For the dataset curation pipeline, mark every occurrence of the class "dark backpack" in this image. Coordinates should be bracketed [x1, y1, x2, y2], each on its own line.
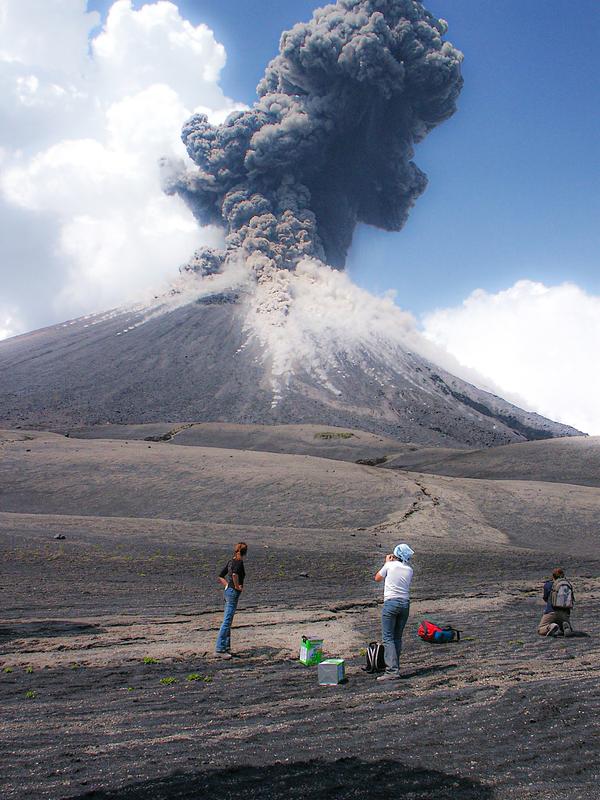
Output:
[362, 641, 386, 673]
[418, 619, 461, 643]
[550, 579, 575, 610]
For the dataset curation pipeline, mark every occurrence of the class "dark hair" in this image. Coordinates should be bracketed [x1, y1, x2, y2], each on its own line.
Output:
[552, 567, 565, 579]
[233, 542, 248, 559]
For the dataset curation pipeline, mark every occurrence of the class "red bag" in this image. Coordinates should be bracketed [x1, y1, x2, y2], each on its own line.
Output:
[418, 619, 461, 643]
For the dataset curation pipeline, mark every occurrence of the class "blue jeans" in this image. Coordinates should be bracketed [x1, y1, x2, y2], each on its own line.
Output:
[381, 598, 410, 674]
[216, 588, 240, 652]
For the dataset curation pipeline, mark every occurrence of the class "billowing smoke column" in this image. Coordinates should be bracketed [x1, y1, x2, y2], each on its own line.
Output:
[164, 0, 463, 280]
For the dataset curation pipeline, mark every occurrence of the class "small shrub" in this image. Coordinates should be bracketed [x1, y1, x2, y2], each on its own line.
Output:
[187, 673, 202, 682]
[25, 666, 34, 674]
[314, 431, 355, 440]
[25, 690, 36, 699]
[159, 677, 177, 686]
[70, 663, 80, 670]
[143, 657, 159, 664]
[203, 676, 213, 684]
[358, 648, 367, 657]
[3, 667, 13, 674]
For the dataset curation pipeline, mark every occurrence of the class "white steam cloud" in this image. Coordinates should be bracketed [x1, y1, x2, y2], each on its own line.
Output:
[0, 307, 21, 340]
[0, 0, 242, 338]
[142, 257, 506, 407]
[422, 280, 600, 435]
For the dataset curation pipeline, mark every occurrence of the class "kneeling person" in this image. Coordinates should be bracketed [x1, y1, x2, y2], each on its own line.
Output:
[537, 568, 574, 637]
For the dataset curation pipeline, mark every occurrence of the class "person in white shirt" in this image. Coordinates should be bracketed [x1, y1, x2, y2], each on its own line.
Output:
[374, 543, 414, 681]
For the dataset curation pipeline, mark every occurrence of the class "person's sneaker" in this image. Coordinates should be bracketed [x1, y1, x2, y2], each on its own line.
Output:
[545, 623, 560, 637]
[376, 672, 400, 681]
[562, 621, 573, 637]
[215, 651, 232, 659]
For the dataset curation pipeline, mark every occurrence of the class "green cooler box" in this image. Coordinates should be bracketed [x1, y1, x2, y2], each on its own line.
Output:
[299, 636, 324, 666]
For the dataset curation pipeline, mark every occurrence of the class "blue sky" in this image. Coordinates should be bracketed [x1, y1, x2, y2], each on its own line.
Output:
[88, 0, 600, 314]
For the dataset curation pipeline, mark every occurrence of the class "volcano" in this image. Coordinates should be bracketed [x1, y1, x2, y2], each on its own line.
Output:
[0, 273, 580, 446]
[0, 0, 582, 447]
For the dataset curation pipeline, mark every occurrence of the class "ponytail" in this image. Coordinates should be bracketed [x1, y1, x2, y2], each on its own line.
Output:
[233, 542, 248, 559]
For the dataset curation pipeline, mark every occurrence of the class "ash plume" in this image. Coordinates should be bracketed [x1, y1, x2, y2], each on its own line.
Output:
[163, 0, 463, 280]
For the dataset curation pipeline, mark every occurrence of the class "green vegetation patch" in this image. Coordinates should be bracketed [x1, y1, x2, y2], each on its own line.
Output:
[142, 656, 159, 664]
[187, 673, 213, 683]
[159, 677, 177, 686]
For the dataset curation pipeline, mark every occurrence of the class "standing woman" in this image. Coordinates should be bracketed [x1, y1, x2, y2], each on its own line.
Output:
[374, 543, 414, 681]
[215, 542, 248, 658]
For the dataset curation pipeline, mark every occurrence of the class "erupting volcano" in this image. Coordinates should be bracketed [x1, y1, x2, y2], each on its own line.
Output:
[0, 0, 581, 444]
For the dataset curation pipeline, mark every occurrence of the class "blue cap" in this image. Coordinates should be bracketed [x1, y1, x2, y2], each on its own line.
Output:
[393, 543, 414, 563]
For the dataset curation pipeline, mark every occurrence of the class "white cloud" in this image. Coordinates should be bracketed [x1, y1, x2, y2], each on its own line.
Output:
[0, 307, 22, 341]
[422, 280, 600, 435]
[0, 0, 240, 332]
[91, 0, 228, 108]
[0, 0, 98, 74]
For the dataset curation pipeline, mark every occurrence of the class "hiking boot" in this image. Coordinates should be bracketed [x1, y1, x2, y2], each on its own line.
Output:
[215, 651, 232, 659]
[376, 672, 400, 681]
[545, 623, 560, 637]
[562, 621, 573, 637]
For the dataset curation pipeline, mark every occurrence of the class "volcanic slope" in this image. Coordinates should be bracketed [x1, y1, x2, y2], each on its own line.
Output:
[382, 435, 600, 488]
[68, 422, 419, 463]
[1, 427, 599, 800]
[0, 299, 580, 446]
[66, 422, 600, 487]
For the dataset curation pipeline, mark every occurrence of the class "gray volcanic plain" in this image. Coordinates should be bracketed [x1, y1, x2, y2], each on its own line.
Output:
[1, 425, 599, 800]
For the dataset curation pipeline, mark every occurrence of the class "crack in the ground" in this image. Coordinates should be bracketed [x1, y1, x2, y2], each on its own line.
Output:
[415, 478, 441, 506]
[367, 471, 443, 536]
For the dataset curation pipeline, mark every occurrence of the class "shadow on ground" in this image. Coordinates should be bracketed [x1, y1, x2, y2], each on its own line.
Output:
[74, 758, 494, 799]
[0, 621, 103, 643]
[401, 662, 459, 680]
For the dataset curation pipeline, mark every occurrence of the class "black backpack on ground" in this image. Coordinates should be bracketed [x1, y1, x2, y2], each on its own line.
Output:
[362, 641, 386, 673]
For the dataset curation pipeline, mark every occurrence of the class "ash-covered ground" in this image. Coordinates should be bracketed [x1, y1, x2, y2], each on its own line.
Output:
[0, 297, 580, 447]
[1, 426, 599, 800]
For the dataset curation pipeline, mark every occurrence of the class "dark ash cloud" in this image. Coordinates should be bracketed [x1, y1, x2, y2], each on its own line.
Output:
[163, 0, 463, 277]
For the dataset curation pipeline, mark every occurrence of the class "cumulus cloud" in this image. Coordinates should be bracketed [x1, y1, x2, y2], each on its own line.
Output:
[422, 280, 600, 435]
[0, 0, 241, 337]
[0, 306, 22, 341]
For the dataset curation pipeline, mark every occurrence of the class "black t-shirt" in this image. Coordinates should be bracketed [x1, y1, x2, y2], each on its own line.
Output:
[219, 558, 245, 589]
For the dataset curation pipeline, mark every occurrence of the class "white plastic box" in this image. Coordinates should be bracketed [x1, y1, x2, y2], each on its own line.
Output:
[318, 658, 345, 685]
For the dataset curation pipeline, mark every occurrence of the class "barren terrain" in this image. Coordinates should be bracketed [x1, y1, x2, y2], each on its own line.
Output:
[1, 426, 599, 799]
[0, 300, 579, 445]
